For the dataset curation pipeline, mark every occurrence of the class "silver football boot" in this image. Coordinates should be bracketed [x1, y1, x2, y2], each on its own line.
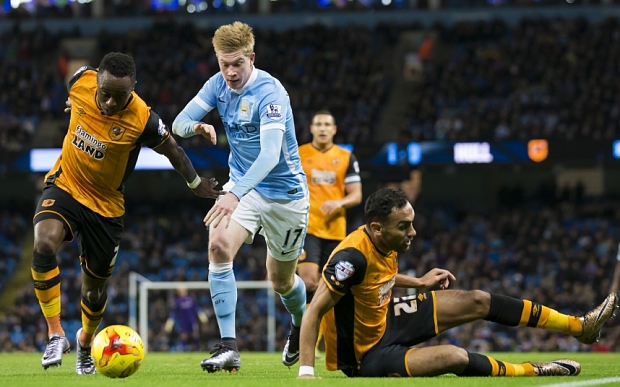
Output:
[200, 343, 241, 373]
[282, 324, 300, 367]
[530, 359, 581, 376]
[75, 328, 96, 375]
[575, 293, 619, 344]
[41, 333, 70, 369]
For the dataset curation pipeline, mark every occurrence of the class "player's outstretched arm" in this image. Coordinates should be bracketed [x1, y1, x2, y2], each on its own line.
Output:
[395, 268, 456, 290]
[154, 135, 224, 199]
[298, 281, 341, 379]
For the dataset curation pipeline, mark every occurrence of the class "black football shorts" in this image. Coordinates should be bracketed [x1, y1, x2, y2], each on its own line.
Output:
[34, 184, 123, 279]
[298, 233, 340, 271]
[359, 291, 438, 377]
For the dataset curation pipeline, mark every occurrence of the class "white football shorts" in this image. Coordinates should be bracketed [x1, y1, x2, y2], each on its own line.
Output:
[222, 182, 309, 262]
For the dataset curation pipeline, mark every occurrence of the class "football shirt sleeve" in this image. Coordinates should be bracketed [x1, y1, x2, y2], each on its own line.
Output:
[139, 111, 171, 148]
[172, 77, 217, 138]
[67, 66, 96, 91]
[344, 153, 361, 185]
[258, 86, 287, 133]
[322, 248, 367, 296]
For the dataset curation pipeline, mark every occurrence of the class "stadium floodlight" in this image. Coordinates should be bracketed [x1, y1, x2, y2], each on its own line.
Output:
[128, 272, 277, 353]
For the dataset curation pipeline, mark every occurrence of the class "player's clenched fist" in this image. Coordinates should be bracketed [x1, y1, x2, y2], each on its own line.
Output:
[193, 123, 217, 145]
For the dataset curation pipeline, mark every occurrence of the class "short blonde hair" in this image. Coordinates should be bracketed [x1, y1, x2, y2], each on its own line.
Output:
[212, 22, 255, 56]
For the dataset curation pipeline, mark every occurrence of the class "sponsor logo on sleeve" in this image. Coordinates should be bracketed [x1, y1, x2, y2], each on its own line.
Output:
[158, 119, 169, 137]
[335, 260, 355, 281]
[265, 104, 282, 120]
[73, 66, 87, 76]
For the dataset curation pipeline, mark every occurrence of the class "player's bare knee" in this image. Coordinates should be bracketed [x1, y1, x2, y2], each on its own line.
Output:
[208, 240, 231, 262]
[33, 236, 61, 256]
[470, 290, 491, 316]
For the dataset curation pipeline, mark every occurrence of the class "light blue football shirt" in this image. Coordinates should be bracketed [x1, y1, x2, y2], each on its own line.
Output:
[176, 67, 307, 201]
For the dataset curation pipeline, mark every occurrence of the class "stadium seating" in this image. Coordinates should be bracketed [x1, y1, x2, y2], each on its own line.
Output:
[402, 17, 620, 142]
[0, 212, 27, 295]
[4, 17, 620, 156]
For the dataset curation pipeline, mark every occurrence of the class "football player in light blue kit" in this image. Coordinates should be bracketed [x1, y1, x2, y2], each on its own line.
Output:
[172, 21, 308, 372]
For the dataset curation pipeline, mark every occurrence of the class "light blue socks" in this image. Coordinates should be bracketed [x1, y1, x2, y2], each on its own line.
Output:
[209, 262, 237, 339]
[279, 274, 306, 327]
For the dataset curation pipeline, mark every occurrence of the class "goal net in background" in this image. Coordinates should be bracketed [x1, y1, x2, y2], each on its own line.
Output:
[128, 272, 280, 353]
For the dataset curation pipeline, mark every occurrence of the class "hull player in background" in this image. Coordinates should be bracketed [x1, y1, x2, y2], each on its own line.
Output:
[33, 52, 222, 375]
[297, 110, 362, 306]
[298, 188, 619, 379]
[172, 22, 308, 372]
[297, 110, 361, 353]
[164, 287, 209, 351]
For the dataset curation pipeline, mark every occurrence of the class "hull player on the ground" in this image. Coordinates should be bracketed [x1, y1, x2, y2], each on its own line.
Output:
[172, 22, 309, 372]
[298, 188, 619, 378]
[33, 52, 222, 374]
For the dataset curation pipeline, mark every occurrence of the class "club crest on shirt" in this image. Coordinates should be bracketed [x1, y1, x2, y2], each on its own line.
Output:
[239, 98, 253, 121]
[265, 103, 282, 120]
[335, 260, 355, 281]
[109, 123, 126, 141]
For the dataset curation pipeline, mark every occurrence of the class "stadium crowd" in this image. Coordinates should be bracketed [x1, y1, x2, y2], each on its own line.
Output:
[92, 19, 394, 149]
[1, 184, 618, 353]
[404, 17, 620, 142]
[0, 25, 69, 171]
[5, 17, 620, 164]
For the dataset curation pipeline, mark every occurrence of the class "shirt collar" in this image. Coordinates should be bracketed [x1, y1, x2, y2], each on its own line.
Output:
[230, 66, 257, 94]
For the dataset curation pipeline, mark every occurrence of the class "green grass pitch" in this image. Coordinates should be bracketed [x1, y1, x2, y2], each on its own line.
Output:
[0, 352, 618, 387]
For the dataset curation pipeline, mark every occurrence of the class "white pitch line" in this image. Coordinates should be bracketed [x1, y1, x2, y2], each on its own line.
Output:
[538, 377, 620, 387]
